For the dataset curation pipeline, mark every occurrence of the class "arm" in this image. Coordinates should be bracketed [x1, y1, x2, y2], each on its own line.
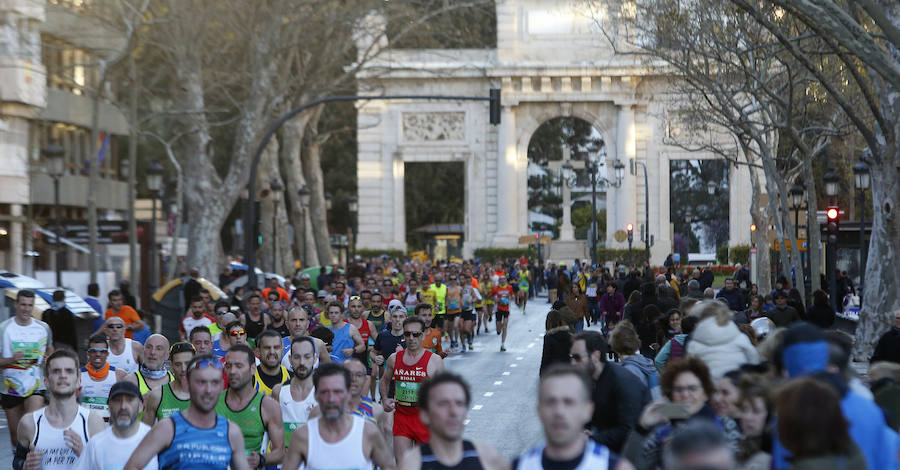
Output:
[124, 419, 174, 470]
[132, 342, 144, 364]
[380, 354, 396, 412]
[654, 340, 672, 373]
[315, 338, 331, 364]
[427, 353, 444, 375]
[142, 387, 163, 425]
[115, 369, 127, 381]
[280, 424, 309, 470]
[228, 421, 250, 470]
[123, 373, 139, 386]
[87, 411, 105, 437]
[260, 395, 285, 465]
[16, 412, 41, 470]
[365, 421, 396, 470]
[350, 325, 365, 355]
[397, 443, 421, 470]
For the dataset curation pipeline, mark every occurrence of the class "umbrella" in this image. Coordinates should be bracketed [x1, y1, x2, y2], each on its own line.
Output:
[34, 288, 99, 319]
[226, 272, 287, 292]
[299, 266, 333, 291]
[0, 271, 46, 289]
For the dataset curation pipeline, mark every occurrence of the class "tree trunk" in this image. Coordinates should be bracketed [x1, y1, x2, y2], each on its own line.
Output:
[853, 156, 900, 359]
[280, 111, 320, 268]
[257, 136, 280, 273]
[301, 106, 334, 265]
[803, 160, 822, 293]
[747, 154, 771, 294]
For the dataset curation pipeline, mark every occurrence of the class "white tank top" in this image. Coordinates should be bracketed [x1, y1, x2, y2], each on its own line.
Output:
[108, 339, 138, 374]
[32, 405, 92, 470]
[280, 385, 317, 446]
[79, 366, 118, 421]
[306, 416, 372, 470]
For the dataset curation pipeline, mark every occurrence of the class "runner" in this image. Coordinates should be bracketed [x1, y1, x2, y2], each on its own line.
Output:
[404, 278, 423, 315]
[254, 330, 291, 395]
[216, 344, 285, 468]
[80, 333, 126, 422]
[343, 357, 382, 425]
[348, 296, 378, 398]
[211, 313, 239, 358]
[281, 307, 331, 373]
[373, 306, 407, 399]
[427, 274, 448, 331]
[189, 325, 214, 356]
[445, 276, 462, 352]
[124, 334, 172, 395]
[271, 336, 319, 452]
[381, 316, 445, 462]
[399, 372, 507, 470]
[458, 274, 481, 352]
[124, 354, 249, 470]
[179, 296, 215, 341]
[1, 290, 52, 448]
[281, 363, 394, 470]
[74, 381, 158, 470]
[367, 292, 388, 332]
[106, 290, 145, 340]
[516, 264, 531, 313]
[143, 342, 195, 424]
[478, 272, 493, 334]
[242, 294, 270, 348]
[327, 301, 365, 364]
[490, 276, 515, 351]
[105, 316, 143, 375]
[513, 364, 634, 470]
[418, 304, 448, 359]
[15, 349, 105, 470]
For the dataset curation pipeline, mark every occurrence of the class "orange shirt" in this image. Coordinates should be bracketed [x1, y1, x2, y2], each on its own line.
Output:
[262, 286, 289, 302]
[106, 305, 141, 339]
[422, 327, 443, 356]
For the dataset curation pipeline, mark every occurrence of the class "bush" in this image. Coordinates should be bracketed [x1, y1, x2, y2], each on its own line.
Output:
[729, 245, 750, 265]
[355, 249, 405, 260]
[473, 248, 532, 262]
[716, 245, 729, 265]
[595, 248, 649, 266]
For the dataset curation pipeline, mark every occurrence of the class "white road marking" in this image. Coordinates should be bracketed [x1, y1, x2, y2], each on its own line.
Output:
[464, 419, 471, 425]
[502, 371, 511, 375]
[527, 342, 535, 348]
[516, 356, 524, 360]
[494, 380, 503, 385]
[483, 392, 494, 397]
[510, 364, 518, 368]
[473, 404, 483, 410]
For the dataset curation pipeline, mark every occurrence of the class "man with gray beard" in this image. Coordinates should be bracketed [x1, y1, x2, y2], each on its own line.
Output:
[75, 381, 158, 469]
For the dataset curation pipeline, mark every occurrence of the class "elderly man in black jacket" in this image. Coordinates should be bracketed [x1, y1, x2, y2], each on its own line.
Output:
[570, 330, 651, 453]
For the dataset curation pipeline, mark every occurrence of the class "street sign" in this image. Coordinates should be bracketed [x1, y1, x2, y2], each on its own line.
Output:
[62, 220, 130, 244]
[614, 229, 627, 242]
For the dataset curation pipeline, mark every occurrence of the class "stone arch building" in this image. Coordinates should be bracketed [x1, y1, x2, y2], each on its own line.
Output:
[355, 0, 753, 263]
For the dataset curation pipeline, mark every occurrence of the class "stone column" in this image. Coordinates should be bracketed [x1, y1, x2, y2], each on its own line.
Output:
[493, 105, 519, 246]
[558, 145, 575, 241]
[729, 161, 752, 245]
[615, 105, 636, 248]
[10, 204, 22, 274]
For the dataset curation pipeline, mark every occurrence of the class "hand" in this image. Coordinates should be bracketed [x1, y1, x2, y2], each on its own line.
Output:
[11, 350, 24, 363]
[374, 355, 385, 366]
[639, 401, 670, 430]
[382, 398, 396, 413]
[439, 351, 448, 358]
[64, 428, 84, 456]
[24, 445, 42, 470]
[341, 348, 354, 358]
[246, 451, 260, 469]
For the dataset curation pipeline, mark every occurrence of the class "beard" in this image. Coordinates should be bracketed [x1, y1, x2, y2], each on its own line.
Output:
[112, 410, 138, 430]
[294, 365, 312, 380]
[322, 403, 343, 421]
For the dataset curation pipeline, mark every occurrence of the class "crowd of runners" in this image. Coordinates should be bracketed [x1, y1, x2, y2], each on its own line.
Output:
[3, 255, 900, 470]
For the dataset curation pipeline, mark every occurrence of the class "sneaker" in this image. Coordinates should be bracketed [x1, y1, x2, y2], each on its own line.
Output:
[461, 344, 467, 353]
[496, 329, 501, 335]
[468, 339, 474, 349]
[500, 344, 506, 352]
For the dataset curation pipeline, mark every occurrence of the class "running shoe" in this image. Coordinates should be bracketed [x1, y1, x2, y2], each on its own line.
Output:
[500, 344, 506, 352]
[468, 339, 473, 349]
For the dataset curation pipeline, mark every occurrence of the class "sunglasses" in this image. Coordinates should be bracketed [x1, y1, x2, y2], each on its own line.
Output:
[107, 324, 124, 329]
[230, 329, 246, 336]
[350, 296, 361, 301]
[403, 331, 424, 338]
[87, 348, 108, 354]
[170, 342, 196, 356]
[215, 310, 228, 315]
[188, 357, 224, 372]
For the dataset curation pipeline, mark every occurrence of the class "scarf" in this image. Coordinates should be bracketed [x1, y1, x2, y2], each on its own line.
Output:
[85, 362, 110, 381]
[139, 362, 169, 380]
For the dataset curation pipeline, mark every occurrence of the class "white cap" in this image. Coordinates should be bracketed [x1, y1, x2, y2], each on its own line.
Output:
[388, 299, 405, 311]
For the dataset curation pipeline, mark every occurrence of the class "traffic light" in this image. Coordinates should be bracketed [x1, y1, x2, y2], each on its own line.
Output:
[253, 200, 262, 247]
[750, 223, 757, 233]
[489, 88, 501, 125]
[626, 223, 634, 243]
[826, 206, 840, 243]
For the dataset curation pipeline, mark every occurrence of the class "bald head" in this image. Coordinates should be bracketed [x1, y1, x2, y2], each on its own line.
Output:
[144, 334, 170, 369]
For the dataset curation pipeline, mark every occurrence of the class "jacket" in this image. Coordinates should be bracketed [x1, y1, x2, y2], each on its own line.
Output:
[621, 354, 659, 390]
[686, 316, 759, 378]
[806, 305, 836, 329]
[589, 362, 651, 454]
[767, 305, 802, 327]
[716, 287, 746, 311]
[540, 328, 573, 375]
[598, 292, 626, 319]
[786, 444, 867, 470]
[566, 294, 589, 323]
[872, 328, 900, 364]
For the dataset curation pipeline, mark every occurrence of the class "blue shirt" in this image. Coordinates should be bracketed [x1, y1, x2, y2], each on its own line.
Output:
[329, 322, 354, 364]
[158, 411, 232, 470]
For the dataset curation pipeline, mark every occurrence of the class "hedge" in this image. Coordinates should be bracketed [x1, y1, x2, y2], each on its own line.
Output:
[595, 248, 649, 266]
[716, 245, 751, 265]
[473, 248, 532, 262]
[355, 249, 405, 259]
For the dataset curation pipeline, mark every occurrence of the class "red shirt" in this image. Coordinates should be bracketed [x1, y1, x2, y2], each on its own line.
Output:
[393, 349, 433, 412]
[491, 285, 515, 312]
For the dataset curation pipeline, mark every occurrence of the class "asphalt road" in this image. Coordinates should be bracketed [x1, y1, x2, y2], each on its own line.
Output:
[0, 294, 560, 466]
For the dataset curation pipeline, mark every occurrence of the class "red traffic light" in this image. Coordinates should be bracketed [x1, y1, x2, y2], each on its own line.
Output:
[626, 223, 634, 232]
[826, 207, 839, 221]
[750, 223, 757, 232]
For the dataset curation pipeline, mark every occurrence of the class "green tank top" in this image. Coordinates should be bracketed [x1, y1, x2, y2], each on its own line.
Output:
[215, 390, 266, 454]
[157, 382, 190, 421]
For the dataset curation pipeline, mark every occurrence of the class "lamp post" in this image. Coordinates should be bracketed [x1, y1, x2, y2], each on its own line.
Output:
[269, 180, 283, 273]
[348, 196, 359, 260]
[44, 142, 65, 287]
[585, 149, 624, 266]
[631, 159, 651, 265]
[823, 167, 840, 309]
[146, 162, 164, 293]
[297, 186, 311, 267]
[852, 160, 870, 300]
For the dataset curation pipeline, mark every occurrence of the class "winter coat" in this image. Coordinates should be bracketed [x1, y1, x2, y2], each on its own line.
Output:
[786, 444, 867, 470]
[621, 354, 659, 390]
[686, 316, 759, 378]
[872, 328, 900, 364]
[598, 292, 626, 319]
[716, 287, 746, 312]
[566, 294, 589, 323]
[540, 327, 573, 375]
[589, 362, 652, 453]
[766, 305, 802, 328]
[806, 304, 836, 329]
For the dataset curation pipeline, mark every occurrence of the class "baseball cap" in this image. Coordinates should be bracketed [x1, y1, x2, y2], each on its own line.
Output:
[388, 299, 405, 312]
[300, 273, 311, 280]
[108, 381, 142, 401]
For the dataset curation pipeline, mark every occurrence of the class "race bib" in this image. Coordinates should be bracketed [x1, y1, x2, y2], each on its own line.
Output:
[396, 380, 421, 405]
[585, 286, 598, 297]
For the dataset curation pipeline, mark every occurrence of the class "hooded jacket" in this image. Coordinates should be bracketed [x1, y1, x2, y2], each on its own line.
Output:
[621, 354, 659, 389]
[685, 316, 759, 378]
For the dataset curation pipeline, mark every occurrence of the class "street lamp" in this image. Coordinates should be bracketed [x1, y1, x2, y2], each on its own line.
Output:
[853, 159, 870, 299]
[44, 142, 65, 288]
[789, 182, 806, 240]
[822, 167, 840, 309]
[269, 179, 283, 273]
[585, 149, 624, 266]
[297, 186, 311, 267]
[348, 196, 358, 260]
[823, 168, 840, 198]
[146, 162, 164, 293]
[631, 159, 652, 265]
[706, 181, 716, 195]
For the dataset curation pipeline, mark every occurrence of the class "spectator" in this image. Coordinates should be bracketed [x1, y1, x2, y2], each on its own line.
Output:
[655, 316, 698, 373]
[43, 289, 77, 351]
[734, 375, 773, 470]
[623, 291, 642, 323]
[699, 265, 715, 290]
[540, 310, 572, 375]
[775, 377, 866, 470]
[685, 300, 759, 378]
[633, 304, 659, 358]
[869, 361, 900, 432]
[806, 290, 836, 329]
[182, 268, 202, 308]
[609, 322, 660, 395]
[565, 283, 589, 332]
[715, 278, 745, 311]
[662, 420, 737, 470]
[766, 291, 801, 327]
[598, 282, 625, 329]
[683, 279, 703, 299]
[85, 282, 103, 314]
[734, 295, 764, 324]
[120, 280, 137, 308]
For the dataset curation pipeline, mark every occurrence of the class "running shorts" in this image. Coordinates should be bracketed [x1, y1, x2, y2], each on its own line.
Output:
[393, 408, 430, 444]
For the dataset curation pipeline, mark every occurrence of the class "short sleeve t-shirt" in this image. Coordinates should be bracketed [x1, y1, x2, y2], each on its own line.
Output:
[180, 314, 216, 338]
[0, 317, 51, 397]
[106, 305, 141, 339]
[73, 423, 158, 470]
